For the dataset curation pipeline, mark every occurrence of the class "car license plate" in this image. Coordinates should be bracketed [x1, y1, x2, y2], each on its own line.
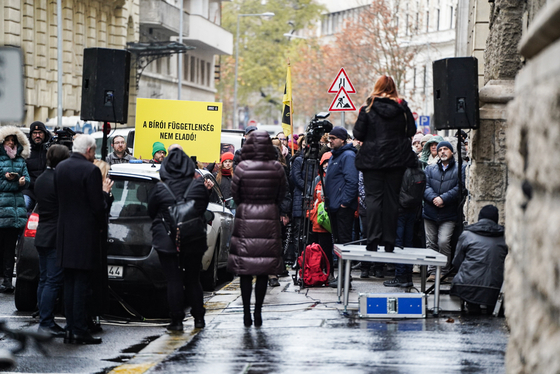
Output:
[108, 265, 124, 278]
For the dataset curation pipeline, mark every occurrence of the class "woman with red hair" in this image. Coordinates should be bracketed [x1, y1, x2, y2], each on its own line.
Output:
[352, 75, 417, 255]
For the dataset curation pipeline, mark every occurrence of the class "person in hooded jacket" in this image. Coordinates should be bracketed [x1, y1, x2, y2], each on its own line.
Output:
[227, 131, 286, 327]
[450, 205, 508, 314]
[353, 75, 417, 253]
[419, 135, 444, 169]
[0, 126, 31, 293]
[148, 148, 213, 332]
[23, 121, 52, 212]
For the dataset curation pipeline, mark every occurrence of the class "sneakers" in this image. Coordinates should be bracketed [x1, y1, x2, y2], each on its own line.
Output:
[360, 270, 369, 279]
[383, 277, 413, 288]
[426, 274, 436, 282]
[413, 265, 421, 274]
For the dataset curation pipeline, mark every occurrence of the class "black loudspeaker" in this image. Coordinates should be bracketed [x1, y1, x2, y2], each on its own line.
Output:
[432, 57, 479, 130]
[81, 48, 131, 124]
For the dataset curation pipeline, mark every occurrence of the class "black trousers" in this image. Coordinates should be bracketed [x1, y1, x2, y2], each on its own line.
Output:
[0, 227, 19, 279]
[158, 249, 205, 320]
[362, 168, 405, 248]
[64, 269, 92, 334]
[328, 207, 354, 244]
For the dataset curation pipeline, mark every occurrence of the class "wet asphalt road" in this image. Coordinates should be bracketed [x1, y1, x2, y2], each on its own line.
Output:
[1, 271, 509, 374]
[151, 311, 508, 374]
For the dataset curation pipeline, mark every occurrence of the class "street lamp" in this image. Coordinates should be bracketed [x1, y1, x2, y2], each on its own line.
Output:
[233, 12, 275, 129]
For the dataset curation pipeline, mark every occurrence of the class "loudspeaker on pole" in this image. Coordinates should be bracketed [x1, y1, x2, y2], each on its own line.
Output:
[432, 57, 479, 130]
[80, 48, 131, 124]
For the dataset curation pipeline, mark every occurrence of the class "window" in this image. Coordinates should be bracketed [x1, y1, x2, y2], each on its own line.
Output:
[413, 67, 417, 90]
[190, 56, 196, 82]
[437, 9, 440, 31]
[450, 6, 454, 28]
[426, 11, 430, 32]
[201, 60, 205, 86]
[423, 66, 427, 94]
[207, 62, 211, 87]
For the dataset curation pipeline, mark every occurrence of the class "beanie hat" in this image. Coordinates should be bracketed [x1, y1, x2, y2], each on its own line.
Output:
[245, 126, 258, 135]
[152, 142, 167, 157]
[220, 152, 234, 163]
[412, 133, 424, 144]
[320, 152, 332, 165]
[421, 134, 433, 143]
[478, 205, 499, 223]
[330, 126, 348, 140]
[436, 140, 454, 153]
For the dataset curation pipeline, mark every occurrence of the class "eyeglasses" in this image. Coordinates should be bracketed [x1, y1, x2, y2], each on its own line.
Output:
[113, 141, 125, 145]
[32, 131, 43, 136]
[328, 136, 337, 141]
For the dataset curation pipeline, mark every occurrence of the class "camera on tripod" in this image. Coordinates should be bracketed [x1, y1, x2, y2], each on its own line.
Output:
[44, 127, 75, 151]
[305, 112, 333, 159]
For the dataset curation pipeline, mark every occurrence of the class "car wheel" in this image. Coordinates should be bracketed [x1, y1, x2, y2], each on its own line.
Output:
[201, 242, 219, 291]
[14, 279, 38, 312]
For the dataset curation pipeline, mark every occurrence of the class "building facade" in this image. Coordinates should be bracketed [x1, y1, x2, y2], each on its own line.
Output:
[0, 0, 140, 127]
[0, 0, 232, 129]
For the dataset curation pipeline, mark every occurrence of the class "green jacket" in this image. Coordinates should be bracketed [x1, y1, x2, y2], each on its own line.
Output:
[0, 126, 31, 229]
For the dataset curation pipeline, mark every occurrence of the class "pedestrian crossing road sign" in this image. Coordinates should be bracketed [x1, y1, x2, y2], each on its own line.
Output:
[328, 68, 356, 94]
[329, 87, 356, 112]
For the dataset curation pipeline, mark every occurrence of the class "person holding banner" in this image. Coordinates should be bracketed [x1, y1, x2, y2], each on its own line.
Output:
[352, 75, 417, 253]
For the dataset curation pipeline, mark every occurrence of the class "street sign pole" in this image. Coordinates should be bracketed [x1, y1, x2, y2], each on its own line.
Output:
[341, 112, 345, 129]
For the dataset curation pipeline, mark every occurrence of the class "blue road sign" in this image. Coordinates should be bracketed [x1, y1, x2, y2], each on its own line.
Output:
[419, 115, 430, 128]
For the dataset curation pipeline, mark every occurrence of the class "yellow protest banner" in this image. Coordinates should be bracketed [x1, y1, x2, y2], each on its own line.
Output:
[134, 99, 222, 163]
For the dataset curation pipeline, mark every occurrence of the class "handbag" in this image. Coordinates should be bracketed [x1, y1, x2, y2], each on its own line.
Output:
[161, 181, 210, 252]
[316, 202, 331, 233]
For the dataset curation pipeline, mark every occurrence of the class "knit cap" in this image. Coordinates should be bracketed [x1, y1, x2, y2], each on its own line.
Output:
[152, 142, 167, 157]
[221, 152, 234, 162]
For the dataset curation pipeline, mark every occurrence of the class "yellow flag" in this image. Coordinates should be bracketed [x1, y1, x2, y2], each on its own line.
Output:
[281, 64, 292, 136]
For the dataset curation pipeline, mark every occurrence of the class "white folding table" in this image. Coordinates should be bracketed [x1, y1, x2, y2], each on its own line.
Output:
[333, 244, 448, 316]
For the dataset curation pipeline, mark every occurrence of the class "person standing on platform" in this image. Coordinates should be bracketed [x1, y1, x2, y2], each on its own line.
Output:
[323, 126, 358, 287]
[423, 141, 463, 282]
[352, 75, 417, 254]
[384, 161, 426, 287]
[55, 135, 113, 344]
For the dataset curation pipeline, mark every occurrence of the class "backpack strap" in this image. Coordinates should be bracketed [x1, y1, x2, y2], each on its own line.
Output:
[161, 180, 196, 202]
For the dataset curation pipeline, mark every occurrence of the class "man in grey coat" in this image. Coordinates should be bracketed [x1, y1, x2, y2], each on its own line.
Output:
[450, 205, 508, 314]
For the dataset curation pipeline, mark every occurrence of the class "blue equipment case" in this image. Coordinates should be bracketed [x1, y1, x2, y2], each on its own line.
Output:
[358, 293, 426, 318]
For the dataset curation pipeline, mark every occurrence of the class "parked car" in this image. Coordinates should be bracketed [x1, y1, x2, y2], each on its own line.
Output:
[15, 163, 234, 317]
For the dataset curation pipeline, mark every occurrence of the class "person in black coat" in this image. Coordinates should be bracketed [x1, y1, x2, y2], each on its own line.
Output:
[148, 148, 213, 332]
[34, 145, 70, 337]
[23, 121, 52, 212]
[353, 75, 417, 253]
[55, 135, 113, 345]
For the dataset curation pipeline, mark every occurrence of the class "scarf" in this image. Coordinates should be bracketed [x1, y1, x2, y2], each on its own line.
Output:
[221, 168, 232, 177]
[4, 144, 16, 159]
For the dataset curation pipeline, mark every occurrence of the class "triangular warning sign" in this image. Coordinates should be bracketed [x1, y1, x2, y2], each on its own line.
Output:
[328, 68, 356, 94]
[329, 87, 356, 112]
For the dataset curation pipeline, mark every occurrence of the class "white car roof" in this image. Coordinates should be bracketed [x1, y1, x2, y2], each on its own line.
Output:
[109, 163, 161, 180]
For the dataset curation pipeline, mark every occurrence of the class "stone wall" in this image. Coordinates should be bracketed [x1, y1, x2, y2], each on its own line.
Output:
[505, 2, 560, 372]
[0, 0, 139, 126]
[465, 0, 523, 224]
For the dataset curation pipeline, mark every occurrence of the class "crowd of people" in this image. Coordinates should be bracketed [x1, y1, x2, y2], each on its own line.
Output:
[0, 75, 508, 344]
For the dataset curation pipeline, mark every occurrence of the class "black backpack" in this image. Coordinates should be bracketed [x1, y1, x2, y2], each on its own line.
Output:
[161, 181, 213, 252]
[399, 166, 426, 209]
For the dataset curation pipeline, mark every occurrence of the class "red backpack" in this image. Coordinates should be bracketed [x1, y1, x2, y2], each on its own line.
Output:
[298, 243, 330, 286]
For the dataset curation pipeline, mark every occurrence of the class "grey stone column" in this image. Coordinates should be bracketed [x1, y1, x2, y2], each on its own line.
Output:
[465, 80, 513, 224]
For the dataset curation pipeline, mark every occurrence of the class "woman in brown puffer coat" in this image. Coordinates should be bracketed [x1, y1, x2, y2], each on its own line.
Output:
[227, 131, 286, 327]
